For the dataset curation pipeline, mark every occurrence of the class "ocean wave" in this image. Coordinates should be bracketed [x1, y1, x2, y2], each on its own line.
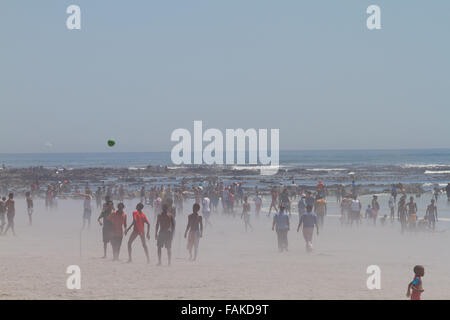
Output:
[402, 164, 449, 169]
[306, 168, 347, 172]
[424, 170, 450, 175]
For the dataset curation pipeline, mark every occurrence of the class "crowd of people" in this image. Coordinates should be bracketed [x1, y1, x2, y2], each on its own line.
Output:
[1, 180, 450, 267]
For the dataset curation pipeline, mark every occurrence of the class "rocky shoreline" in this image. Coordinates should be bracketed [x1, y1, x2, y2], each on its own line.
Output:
[0, 165, 431, 197]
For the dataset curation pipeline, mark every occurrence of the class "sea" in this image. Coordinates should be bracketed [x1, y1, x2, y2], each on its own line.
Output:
[1, 149, 450, 189]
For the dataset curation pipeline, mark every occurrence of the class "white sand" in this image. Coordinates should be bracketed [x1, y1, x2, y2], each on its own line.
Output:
[1, 193, 450, 299]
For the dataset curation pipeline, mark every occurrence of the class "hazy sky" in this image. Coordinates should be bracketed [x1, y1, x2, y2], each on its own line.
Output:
[1, 0, 449, 153]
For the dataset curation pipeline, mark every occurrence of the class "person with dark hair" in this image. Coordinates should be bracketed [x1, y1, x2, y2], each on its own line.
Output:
[407, 196, 418, 230]
[184, 203, 203, 261]
[241, 196, 253, 232]
[126, 203, 150, 263]
[0, 197, 6, 233]
[26, 191, 33, 226]
[155, 203, 175, 266]
[398, 195, 408, 233]
[98, 200, 114, 258]
[272, 204, 289, 252]
[406, 265, 425, 300]
[297, 204, 319, 252]
[446, 183, 450, 201]
[426, 199, 438, 231]
[3, 193, 16, 236]
[107, 202, 127, 261]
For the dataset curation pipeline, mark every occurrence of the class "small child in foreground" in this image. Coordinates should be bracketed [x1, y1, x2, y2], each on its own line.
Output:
[406, 265, 425, 300]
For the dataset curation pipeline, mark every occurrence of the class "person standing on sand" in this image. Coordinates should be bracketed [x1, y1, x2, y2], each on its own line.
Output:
[298, 194, 306, 217]
[155, 203, 175, 266]
[371, 195, 380, 226]
[391, 184, 398, 202]
[3, 193, 16, 236]
[425, 199, 438, 231]
[272, 204, 289, 252]
[80, 192, 93, 229]
[98, 200, 114, 258]
[446, 183, 450, 201]
[297, 204, 319, 252]
[314, 196, 327, 227]
[388, 195, 395, 222]
[0, 197, 6, 233]
[107, 202, 127, 261]
[184, 203, 203, 261]
[407, 196, 418, 231]
[254, 193, 262, 218]
[202, 195, 212, 228]
[350, 196, 361, 226]
[95, 187, 103, 210]
[398, 195, 408, 233]
[140, 186, 146, 203]
[126, 203, 150, 263]
[25, 191, 33, 226]
[268, 187, 278, 216]
[241, 196, 253, 232]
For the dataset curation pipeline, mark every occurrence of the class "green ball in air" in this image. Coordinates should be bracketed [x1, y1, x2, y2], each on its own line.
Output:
[107, 139, 116, 147]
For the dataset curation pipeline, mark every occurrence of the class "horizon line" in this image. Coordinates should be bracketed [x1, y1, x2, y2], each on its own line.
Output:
[1, 147, 450, 156]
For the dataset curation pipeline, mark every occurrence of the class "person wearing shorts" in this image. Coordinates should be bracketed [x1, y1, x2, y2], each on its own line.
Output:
[155, 203, 175, 266]
[126, 203, 150, 263]
[272, 205, 290, 252]
[0, 197, 6, 233]
[350, 197, 361, 226]
[108, 202, 127, 261]
[184, 203, 203, 261]
[26, 192, 33, 226]
[3, 193, 16, 236]
[98, 200, 114, 258]
[82, 193, 92, 229]
[297, 204, 319, 252]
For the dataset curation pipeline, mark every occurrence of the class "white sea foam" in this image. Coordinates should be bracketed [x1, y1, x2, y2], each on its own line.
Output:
[402, 164, 449, 169]
[307, 168, 347, 172]
[424, 170, 450, 175]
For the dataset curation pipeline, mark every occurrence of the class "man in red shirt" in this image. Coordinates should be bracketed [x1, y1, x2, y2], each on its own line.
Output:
[107, 202, 127, 261]
[126, 203, 150, 263]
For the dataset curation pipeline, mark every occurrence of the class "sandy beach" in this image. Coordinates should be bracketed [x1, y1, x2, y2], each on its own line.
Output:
[1, 193, 449, 300]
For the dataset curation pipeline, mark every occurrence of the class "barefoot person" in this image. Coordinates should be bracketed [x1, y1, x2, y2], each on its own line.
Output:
[297, 204, 319, 252]
[426, 199, 438, 231]
[25, 191, 33, 226]
[202, 195, 212, 228]
[3, 193, 16, 236]
[241, 196, 253, 232]
[126, 203, 150, 263]
[0, 197, 6, 233]
[254, 193, 262, 218]
[107, 202, 127, 261]
[406, 265, 425, 300]
[407, 196, 418, 231]
[272, 204, 289, 252]
[81, 192, 93, 229]
[184, 203, 203, 261]
[268, 187, 278, 216]
[98, 200, 114, 258]
[155, 203, 175, 266]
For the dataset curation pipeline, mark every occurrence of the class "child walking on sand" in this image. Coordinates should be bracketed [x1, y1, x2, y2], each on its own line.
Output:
[406, 265, 425, 300]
